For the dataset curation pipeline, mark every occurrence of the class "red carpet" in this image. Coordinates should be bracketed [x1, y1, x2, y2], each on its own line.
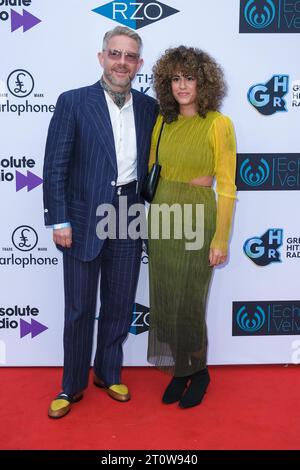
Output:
[0, 365, 299, 450]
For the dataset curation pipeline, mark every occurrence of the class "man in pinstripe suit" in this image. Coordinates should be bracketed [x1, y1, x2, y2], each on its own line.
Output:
[43, 26, 158, 419]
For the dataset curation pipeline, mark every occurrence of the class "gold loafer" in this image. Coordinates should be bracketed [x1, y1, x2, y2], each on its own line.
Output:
[48, 391, 83, 419]
[94, 376, 130, 402]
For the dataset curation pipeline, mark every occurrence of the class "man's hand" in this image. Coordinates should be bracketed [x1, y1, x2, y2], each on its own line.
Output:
[53, 227, 72, 248]
[209, 247, 227, 267]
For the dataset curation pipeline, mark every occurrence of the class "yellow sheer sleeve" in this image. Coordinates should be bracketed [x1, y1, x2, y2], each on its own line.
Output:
[210, 115, 237, 253]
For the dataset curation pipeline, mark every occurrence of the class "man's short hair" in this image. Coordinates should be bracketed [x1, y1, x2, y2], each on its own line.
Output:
[102, 26, 143, 52]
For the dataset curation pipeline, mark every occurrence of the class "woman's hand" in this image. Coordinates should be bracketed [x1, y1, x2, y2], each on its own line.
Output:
[209, 247, 227, 267]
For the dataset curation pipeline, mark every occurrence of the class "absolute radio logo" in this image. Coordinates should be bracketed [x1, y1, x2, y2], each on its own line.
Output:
[0, 69, 55, 116]
[0, 304, 48, 338]
[0, 0, 41, 33]
[0, 155, 43, 191]
[92, 0, 179, 30]
[0, 225, 59, 268]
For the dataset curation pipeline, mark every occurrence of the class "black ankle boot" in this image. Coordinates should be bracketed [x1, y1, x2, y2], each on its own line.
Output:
[179, 368, 210, 409]
[162, 376, 189, 404]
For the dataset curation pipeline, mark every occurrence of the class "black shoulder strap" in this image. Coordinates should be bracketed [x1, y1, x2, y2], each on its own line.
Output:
[156, 121, 165, 163]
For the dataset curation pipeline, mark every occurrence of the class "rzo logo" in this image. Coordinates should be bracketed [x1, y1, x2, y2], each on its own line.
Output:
[243, 229, 283, 266]
[129, 303, 149, 335]
[92, 1, 179, 30]
[248, 75, 289, 115]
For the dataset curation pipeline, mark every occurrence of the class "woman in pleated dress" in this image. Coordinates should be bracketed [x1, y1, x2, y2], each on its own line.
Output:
[147, 46, 237, 408]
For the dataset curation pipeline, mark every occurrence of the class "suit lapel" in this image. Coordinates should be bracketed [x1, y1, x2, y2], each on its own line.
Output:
[84, 82, 117, 173]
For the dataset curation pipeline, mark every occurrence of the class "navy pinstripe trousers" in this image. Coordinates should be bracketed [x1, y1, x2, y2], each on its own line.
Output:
[62, 185, 142, 395]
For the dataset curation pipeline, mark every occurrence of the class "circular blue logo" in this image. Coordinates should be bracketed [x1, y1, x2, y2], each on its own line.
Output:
[237, 305, 266, 332]
[244, 0, 276, 29]
[240, 157, 270, 186]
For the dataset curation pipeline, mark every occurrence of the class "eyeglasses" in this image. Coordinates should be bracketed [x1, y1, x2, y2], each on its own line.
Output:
[104, 49, 140, 64]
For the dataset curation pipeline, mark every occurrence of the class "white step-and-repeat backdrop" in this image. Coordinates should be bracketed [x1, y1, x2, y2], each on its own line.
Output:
[0, 0, 300, 366]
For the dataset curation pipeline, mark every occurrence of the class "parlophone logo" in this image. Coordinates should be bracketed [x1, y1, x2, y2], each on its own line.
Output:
[248, 75, 289, 115]
[7, 69, 34, 98]
[0, 0, 41, 33]
[240, 156, 270, 187]
[12, 225, 38, 251]
[129, 303, 149, 335]
[236, 304, 266, 332]
[243, 229, 283, 266]
[0, 69, 55, 116]
[0, 226, 59, 269]
[240, 0, 300, 33]
[233, 301, 300, 336]
[244, 0, 276, 29]
[92, 1, 179, 30]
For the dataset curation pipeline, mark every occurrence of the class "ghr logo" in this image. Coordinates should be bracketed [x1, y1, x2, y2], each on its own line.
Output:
[243, 229, 283, 266]
[248, 75, 289, 115]
[92, 1, 179, 30]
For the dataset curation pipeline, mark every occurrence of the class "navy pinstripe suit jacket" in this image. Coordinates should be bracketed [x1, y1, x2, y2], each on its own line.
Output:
[43, 81, 158, 261]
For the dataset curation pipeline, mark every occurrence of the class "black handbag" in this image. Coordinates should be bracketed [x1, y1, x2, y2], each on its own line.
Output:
[141, 121, 165, 203]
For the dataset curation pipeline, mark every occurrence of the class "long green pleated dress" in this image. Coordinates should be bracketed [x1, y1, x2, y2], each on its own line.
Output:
[147, 111, 237, 377]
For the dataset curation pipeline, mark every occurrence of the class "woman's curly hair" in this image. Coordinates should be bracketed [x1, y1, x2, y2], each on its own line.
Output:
[153, 46, 227, 123]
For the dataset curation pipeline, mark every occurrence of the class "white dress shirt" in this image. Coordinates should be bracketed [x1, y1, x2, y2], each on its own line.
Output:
[104, 90, 137, 185]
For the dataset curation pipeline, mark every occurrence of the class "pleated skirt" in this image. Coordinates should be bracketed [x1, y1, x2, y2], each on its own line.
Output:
[147, 178, 216, 377]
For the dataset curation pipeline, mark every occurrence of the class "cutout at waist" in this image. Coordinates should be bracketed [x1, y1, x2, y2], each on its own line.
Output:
[189, 176, 213, 187]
